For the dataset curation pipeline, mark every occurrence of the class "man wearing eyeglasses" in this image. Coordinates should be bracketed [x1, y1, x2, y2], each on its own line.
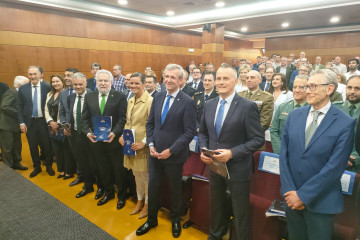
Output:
[289, 64, 311, 90]
[280, 69, 355, 240]
[270, 75, 308, 154]
[187, 67, 204, 92]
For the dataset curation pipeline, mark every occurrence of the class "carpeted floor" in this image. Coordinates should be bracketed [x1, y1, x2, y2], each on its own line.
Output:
[0, 164, 116, 240]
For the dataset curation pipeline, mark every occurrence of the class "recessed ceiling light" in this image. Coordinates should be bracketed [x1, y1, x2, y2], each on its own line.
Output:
[330, 16, 340, 23]
[241, 27, 248, 32]
[282, 22, 289, 27]
[215, 2, 225, 7]
[118, 0, 128, 5]
[167, 11, 175, 16]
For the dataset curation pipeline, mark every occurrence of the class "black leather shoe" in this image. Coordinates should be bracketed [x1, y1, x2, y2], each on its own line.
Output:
[116, 199, 126, 210]
[13, 164, 28, 170]
[94, 188, 104, 200]
[46, 167, 55, 176]
[57, 173, 65, 179]
[172, 221, 181, 238]
[29, 168, 42, 178]
[76, 188, 94, 198]
[97, 194, 115, 206]
[136, 221, 158, 236]
[69, 177, 83, 187]
[63, 174, 74, 180]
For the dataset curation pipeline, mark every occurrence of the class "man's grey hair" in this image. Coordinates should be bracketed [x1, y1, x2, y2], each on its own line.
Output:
[265, 66, 275, 72]
[301, 64, 312, 73]
[165, 64, 184, 79]
[13, 76, 29, 88]
[95, 69, 114, 82]
[218, 63, 237, 80]
[310, 69, 338, 90]
[114, 64, 122, 70]
[72, 72, 87, 82]
[294, 75, 309, 81]
[28, 65, 40, 73]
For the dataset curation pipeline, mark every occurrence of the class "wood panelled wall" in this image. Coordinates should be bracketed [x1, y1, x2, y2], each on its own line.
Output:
[265, 32, 360, 65]
[0, 2, 259, 87]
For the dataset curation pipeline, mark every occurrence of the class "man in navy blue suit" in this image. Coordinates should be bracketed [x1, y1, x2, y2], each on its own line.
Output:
[280, 69, 355, 240]
[198, 63, 264, 240]
[18, 66, 55, 178]
[136, 64, 197, 238]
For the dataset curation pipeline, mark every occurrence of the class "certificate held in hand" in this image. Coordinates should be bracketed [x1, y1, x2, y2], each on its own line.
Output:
[93, 116, 112, 141]
[123, 129, 136, 156]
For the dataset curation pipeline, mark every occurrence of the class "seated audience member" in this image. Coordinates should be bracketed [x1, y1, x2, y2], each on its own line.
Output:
[334, 75, 360, 173]
[145, 75, 158, 97]
[280, 69, 355, 240]
[0, 81, 27, 170]
[289, 64, 311, 90]
[235, 64, 250, 92]
[253, 56, 262, 69]
[187, 67, 204, 91]
[238, 70, 274, 133]
[333, 56, 347, 74]
[82, 69, 128, 209]
[246, 60, 253, 69]
[276, 57, 293, 85]
[270, 75, 308, 154]
[144, 66, 152, 75]
[257, 64, 266, 82]
[13, 76, 29, 91]
[193, 71, 218, 126]
[265, 60, 273, 69]
[269, 73, 293, 120]
[179, 71, 196, 97]
[345, 58, 360, 80]
[260, 67, 275, 92]
[272, 54, 281, 68]
[313, 56, 325, 70]
[187, 64, 196, 83]
[204, 63, 215, 72]
[199, 63, 264, 240]
[325, 62, 333, 69]
[119, 72, 152, 219]
[112, 65, 126, 92]
[45, 75, 71, 179]
[18, 66, 54, 178]
[87, 62, 101, 91]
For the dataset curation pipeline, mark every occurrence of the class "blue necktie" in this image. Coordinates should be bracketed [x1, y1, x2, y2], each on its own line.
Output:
[32, 86, 38, 117]
[215, 99, 226, 137]
[161, 95, 172, 124]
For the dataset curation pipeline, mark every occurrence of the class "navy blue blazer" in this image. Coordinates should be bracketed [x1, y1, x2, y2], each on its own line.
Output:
[60, 88, 91, 123]
[280, 105, 355, 214]
[17, 82, 50, 128]
[86, 77, 96, 91]
[187, 81, 204, 92]
[146, 90, 197, 164]
[198, 94, 265, 181]
[66, 90, 91, 131]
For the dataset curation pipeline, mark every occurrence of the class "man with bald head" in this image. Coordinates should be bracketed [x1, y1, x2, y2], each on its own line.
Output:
[238, 70, 274, 133]
[333, 56, 347, 74]
[199, 63, 264, 240]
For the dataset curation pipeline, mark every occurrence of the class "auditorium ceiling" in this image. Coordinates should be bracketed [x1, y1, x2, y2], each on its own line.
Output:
[8, 0, 360, 39]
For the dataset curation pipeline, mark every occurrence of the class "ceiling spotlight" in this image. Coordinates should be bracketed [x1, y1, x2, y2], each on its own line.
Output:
[118, 0, 128, 5]
[330, 16, 340, 23]
[240, 27, 248, 32]
[167, 11, 175, 16]
[282, 22, 289, 27]
[215, 2, 225, 7]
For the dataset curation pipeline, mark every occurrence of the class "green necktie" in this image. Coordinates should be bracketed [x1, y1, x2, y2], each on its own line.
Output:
[76, 95, 82, 134]
[349, 104, 356, 117]
[100, 94, 106, 115]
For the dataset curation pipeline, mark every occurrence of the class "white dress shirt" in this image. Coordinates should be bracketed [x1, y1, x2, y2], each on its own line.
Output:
[336, 83, 346, 101]
[344, 70, 360, 80]
[31, 82, 43, 117]
[73, 91, 86, 130]
[214, 91, 236, 126]
[306, 101, 331, 129]
[162, 88, 180, 113]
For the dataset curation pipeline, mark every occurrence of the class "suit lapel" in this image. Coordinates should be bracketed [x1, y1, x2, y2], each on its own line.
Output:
[103, 89, 115, 115]
[298, 106, 310, 152]
[218, 95, 239, 138]
[93, 90, 101, 116]
[157, 91, 167, 122]
[208, 96, 219, 138]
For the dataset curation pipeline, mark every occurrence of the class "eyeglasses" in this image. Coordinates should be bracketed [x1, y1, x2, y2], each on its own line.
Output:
[192, 71, 201, 74]
[303, 84, 329, 91]
[299, 69, 309, 73]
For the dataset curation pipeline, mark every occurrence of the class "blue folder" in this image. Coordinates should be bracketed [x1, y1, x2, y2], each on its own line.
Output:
[93, 116, 112, 141]
[123, 129, 136, 156]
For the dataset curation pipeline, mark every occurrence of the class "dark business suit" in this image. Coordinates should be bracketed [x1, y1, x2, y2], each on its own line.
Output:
[280, 105, 355, 240]
[68, 91, 103, 190]
[86, 77, 96, 91]
[181, 84, 196, 97]
[150, 90, 158, 97]
[193, 90, 218, 126]
[146, 90, 197, 223]
[276, 65, 294, 85]
[259, 81, 271, 92]
[17, 82, 52, 169]
[82, 89, 127, 199]
[198, 94, 264, 240]
[187, 81, 204, 92]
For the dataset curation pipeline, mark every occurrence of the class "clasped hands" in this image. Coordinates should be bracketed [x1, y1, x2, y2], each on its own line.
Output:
[88, 132, 115, 143]
[200, 149, 232, 164]
[149, 146, 171, 159]
[284, 191, 305, 210]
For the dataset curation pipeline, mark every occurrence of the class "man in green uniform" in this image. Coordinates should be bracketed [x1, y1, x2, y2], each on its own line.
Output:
[271, 75, 308, 154]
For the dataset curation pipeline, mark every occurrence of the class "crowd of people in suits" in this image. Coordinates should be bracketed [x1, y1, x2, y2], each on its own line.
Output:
[0, 51, 360, 240]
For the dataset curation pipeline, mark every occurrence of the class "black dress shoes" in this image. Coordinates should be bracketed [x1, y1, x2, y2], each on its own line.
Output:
[136, 221, 158, 236]
[76, 188, 94, 198]
[57, 173, 65, 179]
[63, 174, 74, 180]
[94, 188, 104, 200]
[46, 167, 55, 176]
[69, 177, 83, 187]
[116, 199, 126, 210]
[97, 194, 115, 206]
[29, 168, 42, 178]
[172, 221, 181, 238]
[13, 164, 28, 170]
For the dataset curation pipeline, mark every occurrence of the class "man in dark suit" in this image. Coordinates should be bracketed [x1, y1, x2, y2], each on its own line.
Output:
[123, 73, 134, 101]
[145, 75, 158, 97]
[136, 64, 197, 238]
[86, 62, 101, 91]
[179, 73, 196, 97]
[193, 71, 218, 126]
[276, 57, 293, 85]
[82, 69, 128, 209]
[198, 64, 264, 240]
[280, 69, 355, 240]
[18, 66, 54, 178]
[259, 66, 274, 92]
[187, 67, 204, 92]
